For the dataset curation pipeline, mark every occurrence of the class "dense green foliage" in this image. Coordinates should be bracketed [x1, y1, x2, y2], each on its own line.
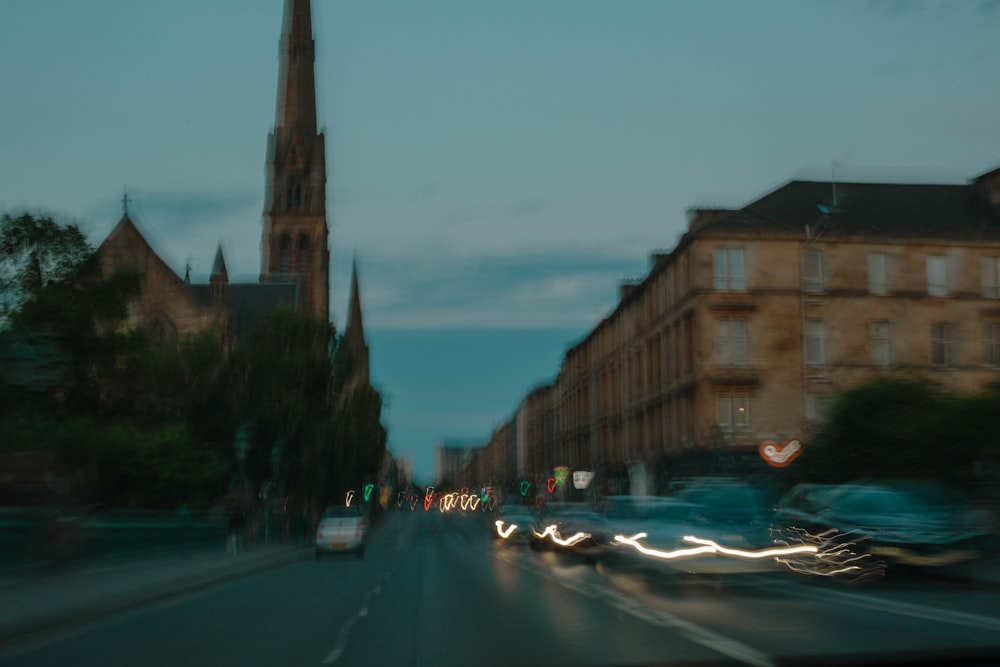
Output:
[800, 375, 1000, 483]
[0, 212, 92, 323]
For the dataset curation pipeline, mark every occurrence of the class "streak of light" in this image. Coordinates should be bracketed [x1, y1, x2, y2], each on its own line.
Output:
[612, 533, 718, 560]
[682, 535, 818, 559]
[495, 520, 518, 539]
[423, 487, 435, 512]
[771, 527, 886, 582]
[438, 492, 458, 512]
[531, 524, 591, 547]
[345, 490, 355, 507]
[611, 533, 817, 561]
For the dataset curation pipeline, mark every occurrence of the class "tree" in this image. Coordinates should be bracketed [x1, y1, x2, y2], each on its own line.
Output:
[1, 212, 91, 326]
[222, 308, 389, 518]
[224, 309, 339, 511]
[801, 375, 1000, 483]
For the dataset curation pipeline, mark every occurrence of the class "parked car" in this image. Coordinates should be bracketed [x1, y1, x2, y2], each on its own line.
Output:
[315, 506, 368, 559]
[773, 480, 993, 571]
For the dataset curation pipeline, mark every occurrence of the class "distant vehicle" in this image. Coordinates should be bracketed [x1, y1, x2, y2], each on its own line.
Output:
[773, 481, 993, 570]
[315, 506, 368, 559]
[529, 502, 609, 557]
[493, 504, 536, 544]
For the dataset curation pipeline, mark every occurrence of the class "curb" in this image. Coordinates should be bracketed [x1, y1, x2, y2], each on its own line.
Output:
[0, 544, 312, 652]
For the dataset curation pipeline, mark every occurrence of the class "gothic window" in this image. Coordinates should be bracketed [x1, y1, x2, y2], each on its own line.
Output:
[297, 235, 310, 274]
[278, 234, 292, 277]
[297, 235, 310, 308]
[145, 313, 177, 346]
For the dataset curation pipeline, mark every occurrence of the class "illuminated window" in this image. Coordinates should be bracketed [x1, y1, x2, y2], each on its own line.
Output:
[930, 323, 952, 366]
[804, 319, 825, 365]
[983, 323, 1000, 366]
[803, 250, 824, 293]
[713, 248, 745, 291]
[870, 321, 891, 366]
[927, 256, 948, 297]
[981, 258, 1000, 298]
[715, 319, 748, 367]
[715, 392, 750, 436]
[868, 253, 887, 295]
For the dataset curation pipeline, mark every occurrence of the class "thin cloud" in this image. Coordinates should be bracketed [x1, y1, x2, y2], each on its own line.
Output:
[135, 190, 260, 231]
[348, 249, 640, 331]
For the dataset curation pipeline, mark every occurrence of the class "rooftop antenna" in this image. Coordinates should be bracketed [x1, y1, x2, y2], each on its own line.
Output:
[831, 161, 839, 209]
[121, 189, 131, 216]
[184, 257, 193, 284]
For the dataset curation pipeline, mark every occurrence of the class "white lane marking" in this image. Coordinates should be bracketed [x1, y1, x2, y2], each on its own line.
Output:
[812, 587, 1000, 632]
[487, 542, 775, 667]
[321, 576, 388, 664]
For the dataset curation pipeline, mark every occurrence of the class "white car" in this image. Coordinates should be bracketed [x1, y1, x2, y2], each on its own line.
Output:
[315, 506, 368, 559]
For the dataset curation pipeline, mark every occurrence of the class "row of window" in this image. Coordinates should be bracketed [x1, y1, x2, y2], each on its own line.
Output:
[276, 234, 310, 276]
[715, 319, 1000, 367]
[713, 248, 1000, 298]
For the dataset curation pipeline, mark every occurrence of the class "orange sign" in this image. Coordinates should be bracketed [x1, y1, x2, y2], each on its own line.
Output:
[759, 439, 803, 467]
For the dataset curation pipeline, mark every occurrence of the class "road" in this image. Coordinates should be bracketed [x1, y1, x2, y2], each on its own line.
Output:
[1, 508, 998, 666]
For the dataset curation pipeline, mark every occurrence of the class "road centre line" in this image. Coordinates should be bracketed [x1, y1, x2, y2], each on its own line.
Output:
[321, 577, 388, 664]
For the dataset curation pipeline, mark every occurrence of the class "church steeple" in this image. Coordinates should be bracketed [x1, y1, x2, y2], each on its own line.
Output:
[344, 258, 369, 387]
[260, 0, 330, 322]
[275, 0, 317, 137]
[210, 244, 229, 308]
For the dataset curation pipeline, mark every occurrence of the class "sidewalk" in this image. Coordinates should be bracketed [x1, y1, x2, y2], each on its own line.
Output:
[0, 541, 311, 647]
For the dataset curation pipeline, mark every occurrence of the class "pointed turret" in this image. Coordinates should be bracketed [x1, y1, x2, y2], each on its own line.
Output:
[211, 245, 228, 279]
[260, 0, 330, 322]
[344, 258, 369, 387]
[210, 244, 229, 307]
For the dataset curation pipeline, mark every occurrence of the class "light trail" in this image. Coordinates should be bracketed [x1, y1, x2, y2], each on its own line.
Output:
[611, 533, 818, 561]
[495, 520, 518, 539]
[531, 524, 591, 547]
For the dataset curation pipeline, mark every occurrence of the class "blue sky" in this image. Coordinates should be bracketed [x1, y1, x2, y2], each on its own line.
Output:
[2, 0, 999, 482]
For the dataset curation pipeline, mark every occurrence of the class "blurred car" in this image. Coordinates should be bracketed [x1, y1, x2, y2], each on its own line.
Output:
[603, 482, 787, 575]
[493, 504, 536, 544]
[529, 502, 610, 557]
[773, 480, 993, 570]
[315, 506, 368, 559]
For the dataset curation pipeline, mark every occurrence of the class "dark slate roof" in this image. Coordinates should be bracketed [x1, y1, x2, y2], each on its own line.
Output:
[186, 282, 299, 341]
[702, 180, 1000, 240]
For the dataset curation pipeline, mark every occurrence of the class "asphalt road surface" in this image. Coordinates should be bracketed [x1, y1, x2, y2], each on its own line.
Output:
[2, 509, 999, 667]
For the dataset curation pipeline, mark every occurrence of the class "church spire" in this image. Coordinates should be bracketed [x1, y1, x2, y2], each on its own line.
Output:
[275, 0, 317, 137]
[344, 257, 369, 387]
[260, 0, 330, 323]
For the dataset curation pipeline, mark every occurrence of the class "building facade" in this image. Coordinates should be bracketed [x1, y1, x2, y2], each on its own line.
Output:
[460, 168, 1000, 494]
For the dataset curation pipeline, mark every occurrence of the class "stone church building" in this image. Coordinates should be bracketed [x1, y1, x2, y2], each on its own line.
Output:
[97, 0, 362, 357]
